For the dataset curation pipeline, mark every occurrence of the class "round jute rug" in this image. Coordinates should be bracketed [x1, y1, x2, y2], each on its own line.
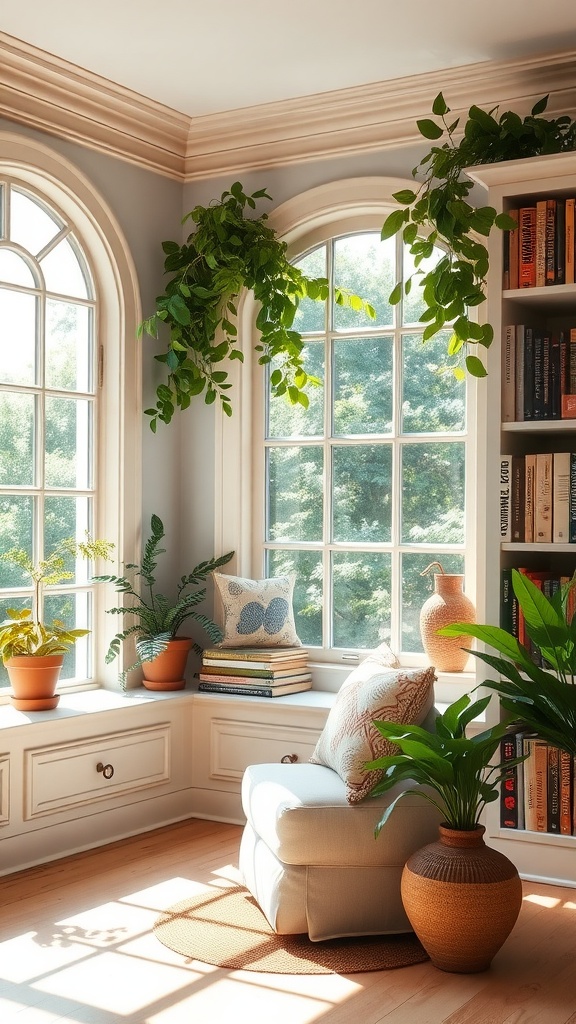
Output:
[153, 884, 429, 974]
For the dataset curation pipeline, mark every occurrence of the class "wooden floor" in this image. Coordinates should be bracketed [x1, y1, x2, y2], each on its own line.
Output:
[1, 819, 576, 1024]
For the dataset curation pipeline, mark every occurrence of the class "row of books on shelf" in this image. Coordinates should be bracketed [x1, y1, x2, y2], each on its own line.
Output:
[196, 646, 312, 697]
[500, 732, 575, 835]
[503, 197, 576, 290]
[501, 567, 575, 667]
[500, 452, 576, 544]
[501, 324, 576, 422]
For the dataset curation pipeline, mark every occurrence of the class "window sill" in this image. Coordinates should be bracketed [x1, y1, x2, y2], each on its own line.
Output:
[0, 687, 196, 731]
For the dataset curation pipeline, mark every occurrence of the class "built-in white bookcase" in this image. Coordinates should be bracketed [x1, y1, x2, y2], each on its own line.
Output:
[468, 152, 576, 887]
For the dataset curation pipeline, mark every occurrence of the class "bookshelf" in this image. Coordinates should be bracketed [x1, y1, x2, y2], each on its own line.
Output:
[468, 152, 576, 887]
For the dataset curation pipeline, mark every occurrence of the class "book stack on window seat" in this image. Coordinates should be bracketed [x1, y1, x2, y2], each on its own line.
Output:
[197, 647, 312, 697]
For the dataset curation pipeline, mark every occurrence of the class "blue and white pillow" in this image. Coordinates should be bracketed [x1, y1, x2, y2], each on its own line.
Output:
[212, 573, 302, 648]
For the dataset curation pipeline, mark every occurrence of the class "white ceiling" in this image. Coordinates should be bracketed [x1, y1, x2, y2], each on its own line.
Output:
[4, 0, 576, 118]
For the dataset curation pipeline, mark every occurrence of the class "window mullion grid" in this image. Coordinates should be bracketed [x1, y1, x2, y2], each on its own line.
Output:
[323, 239, 335, 650]
[390, 323, 403, 658]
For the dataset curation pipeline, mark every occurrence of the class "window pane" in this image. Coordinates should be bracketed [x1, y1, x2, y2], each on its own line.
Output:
[10, 189, 61, 256]
[293, 247, 326, 335]
[267, 548, 322, 648]
[402, 442, 465, 544]
[0, 290, 37, 385]
[402, 244, 444, 325]
[44, 496, 91, 583]
[0, 392, 35, 486]
[43, 591, 89, 680]
[45, 397, 92, 489]
[332, 444, 392, 542]
[333, 234, 394, 330]
[0, 495, 34, 587]
[333, 336, 393, 434]
[267, 446, 323, 542]
[268, 343, 324, 438]
[402, 332, 465, 433]
[40, 236, 90, 299]
[401, 551, 465, 653]
[46, 300, 93, 392]
[0, 249, 35, 287]
[332, 551, 392, 649]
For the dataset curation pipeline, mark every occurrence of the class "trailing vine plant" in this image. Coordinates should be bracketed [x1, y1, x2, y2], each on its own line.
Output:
[139, 181, 374, 429]
[381, 94, 576, 379]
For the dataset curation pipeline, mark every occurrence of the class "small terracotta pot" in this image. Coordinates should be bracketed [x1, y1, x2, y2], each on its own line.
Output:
[401, 824, 522, 973]
[6, 654, 64, 710]
[140, 637, 193, 690]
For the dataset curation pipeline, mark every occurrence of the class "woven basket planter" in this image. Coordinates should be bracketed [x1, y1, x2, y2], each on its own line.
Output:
[401, 824, 522, 973]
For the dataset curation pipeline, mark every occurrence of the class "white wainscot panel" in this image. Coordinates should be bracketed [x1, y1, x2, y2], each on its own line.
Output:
[209, 718, 320, 782]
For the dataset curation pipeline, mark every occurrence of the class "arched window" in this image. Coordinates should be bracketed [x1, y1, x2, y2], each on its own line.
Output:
[215, 179, 476, 695]
[0, 134, 141, 695]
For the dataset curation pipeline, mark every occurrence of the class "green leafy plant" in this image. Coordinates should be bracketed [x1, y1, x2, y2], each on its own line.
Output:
[139, 181, 375, 429]
[0, 537, 114, 659]
[381, 94, 576, 379]
[366, 693, 524, 834]
[93, 513, 233, 684]
[439, 568, 576, 758]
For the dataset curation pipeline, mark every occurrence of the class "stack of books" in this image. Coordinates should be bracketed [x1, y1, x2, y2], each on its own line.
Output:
[197, 647, 312, 697]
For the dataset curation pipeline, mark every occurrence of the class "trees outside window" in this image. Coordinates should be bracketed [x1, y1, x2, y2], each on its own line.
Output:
[261, 230, 468, 661]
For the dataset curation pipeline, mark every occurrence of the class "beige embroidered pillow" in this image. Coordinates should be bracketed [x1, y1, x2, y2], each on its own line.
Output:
[213, 572, 302, 648]
[309, 659, 436, 803]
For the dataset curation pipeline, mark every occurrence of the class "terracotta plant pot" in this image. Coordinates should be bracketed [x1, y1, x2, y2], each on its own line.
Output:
[6, 654, 64, 710]
[400, 824, 522, 973]
[140, 637, 193, 691]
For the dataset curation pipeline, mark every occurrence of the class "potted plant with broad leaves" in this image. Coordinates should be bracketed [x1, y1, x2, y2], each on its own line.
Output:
[365, 694, 524, 973]
[439, 568, 576, 758]
[0, 537, 114, 711]
[93, 514, 234, 690]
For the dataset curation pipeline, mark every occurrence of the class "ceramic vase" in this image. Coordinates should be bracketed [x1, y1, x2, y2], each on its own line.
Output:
[420, 572, 475, 671]
[140, 637, 193, 690]
[401, 824, 523, 973]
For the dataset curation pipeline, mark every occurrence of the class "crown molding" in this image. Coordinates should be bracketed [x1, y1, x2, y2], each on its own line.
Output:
[1, 32, 575, 184]
[183, 50, 576, 180]
[0, 32, 189, 180]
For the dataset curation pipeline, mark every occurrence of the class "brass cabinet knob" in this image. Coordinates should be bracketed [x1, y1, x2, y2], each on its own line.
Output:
[96, 761, 114, 780]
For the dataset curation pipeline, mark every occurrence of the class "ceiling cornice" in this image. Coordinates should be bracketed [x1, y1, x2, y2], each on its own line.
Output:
[1, 32, 575, 183]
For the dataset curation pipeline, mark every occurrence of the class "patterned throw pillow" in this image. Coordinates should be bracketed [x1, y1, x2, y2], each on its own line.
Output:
[309, 656, 436, 803]
[212, 572, 302, 648]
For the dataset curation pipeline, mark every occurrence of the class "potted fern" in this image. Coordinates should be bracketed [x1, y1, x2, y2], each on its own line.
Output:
[0, 536, 114, 710]
[93, 514, 233, 689]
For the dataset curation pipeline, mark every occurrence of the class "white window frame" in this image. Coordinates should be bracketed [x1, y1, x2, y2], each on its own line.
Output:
[214, 178, 477, 695]
[0, 132, 142, 695]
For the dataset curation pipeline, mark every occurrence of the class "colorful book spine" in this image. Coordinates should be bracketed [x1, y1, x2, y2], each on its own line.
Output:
[555, 198, 566, 284]
[535, 452, 552, 543]
[511, 454, 525, 542]
[566, 198, 575, 285]
[523, 327, 535, 420]
[198, 681, 312, 697]
[508, 208, 520, 289]
[524, 453, 536, 543]
[501, 325, 516, 421]
[535, 199, 547, 287]
[515, 324, 525, 422]
[545, 198, 556, 285]
[559, 749, 572, 835]
[519, 207, 537, 287]
[570, 454, 576, 543]
[552, 452, 571, 543]
[198, 671, 312, 685]
[500, 734, 520, 829]
[547, 745, 561, 834]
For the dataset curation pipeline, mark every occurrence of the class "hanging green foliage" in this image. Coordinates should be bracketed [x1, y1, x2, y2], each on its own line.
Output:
[139, 182, 375, 430]
[381, 94, 576, 379]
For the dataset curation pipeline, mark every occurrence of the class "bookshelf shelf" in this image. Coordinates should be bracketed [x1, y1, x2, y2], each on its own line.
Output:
[472, 153, 576, 886]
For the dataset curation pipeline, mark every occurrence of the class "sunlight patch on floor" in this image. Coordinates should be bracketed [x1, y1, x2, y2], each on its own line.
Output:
[522, 893, 562, 908]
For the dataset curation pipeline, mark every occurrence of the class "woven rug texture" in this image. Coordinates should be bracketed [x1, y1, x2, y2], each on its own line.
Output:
[153, 883, 428, 975]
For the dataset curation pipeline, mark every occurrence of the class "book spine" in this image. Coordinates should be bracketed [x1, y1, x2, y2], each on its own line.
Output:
[500, 735, 519, 829]
[542, 333, 551, 419]
[545, 198, 556, 285]
[524, 454, 536, 543]
[501, 568, 514, 634]
[566, 198, 575, 285]
[519, 207, 537, 287]
[523, 327, 535, 420]
[570, 329, 576, 393]
[198, 672, 311, 685]
[202, 648, 307, 661]
[534, 739, 548, 832]
[499, 456, 512, 542]
[515, 325, 525, 422]
[535, 200, 547, 287]
[560, 749, 572, 835]
[511, 454, 525, 542]
[533, 329, 544, 419]
[570, 454, 576, 543]
[555, 197, 565, 284]
[553, 452, 571, 543]
[200, 665, 309, 679]
[515, 732, 525, 829]
[547, 745, 561, 833]
[535, 452, 552, 543]
[523, 737, 538, 831]
[508, 208, 520, 289]
[198, 682, 284, 697]
[501, 325, 516, 421]
[550, 334, 562, 419]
